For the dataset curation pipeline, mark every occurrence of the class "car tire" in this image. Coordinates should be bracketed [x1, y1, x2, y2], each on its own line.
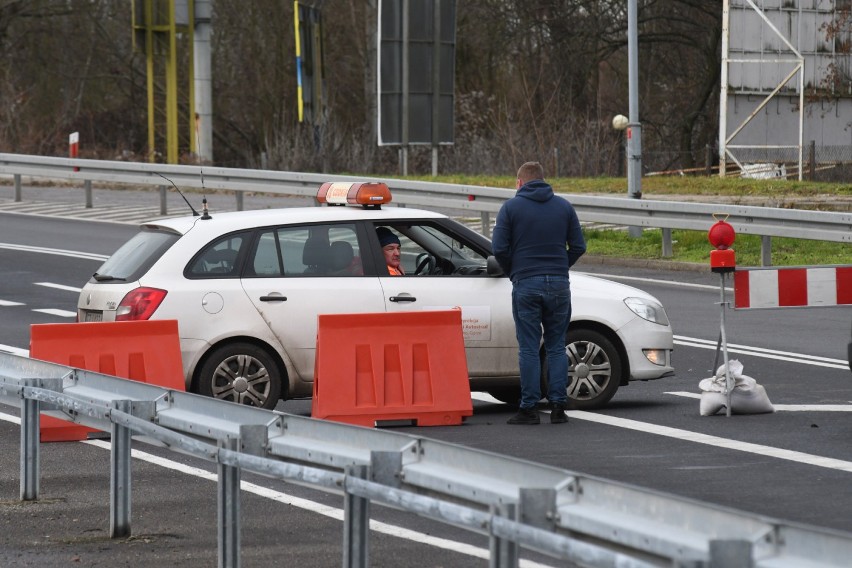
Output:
[562, 328, 622, 410]
[489, 329, 623, 410]
[196, 342, 282, 410]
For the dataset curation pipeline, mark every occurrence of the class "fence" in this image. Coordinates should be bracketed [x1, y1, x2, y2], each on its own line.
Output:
[1, 153, 851, 266]
[2, 351, 852, 567]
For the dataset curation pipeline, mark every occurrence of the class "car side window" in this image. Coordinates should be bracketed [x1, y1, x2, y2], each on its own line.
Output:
[186, 232, 249, 278]
[247, 223, 362, 278]
[375, 222, 489, 276]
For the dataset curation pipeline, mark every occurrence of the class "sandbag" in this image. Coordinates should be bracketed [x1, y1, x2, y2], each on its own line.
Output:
[698, 360, 775, 416]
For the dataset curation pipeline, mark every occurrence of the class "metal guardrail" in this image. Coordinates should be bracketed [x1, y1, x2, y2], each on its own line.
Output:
[1, 153, 851, 265]
[2, 352, 852, 568]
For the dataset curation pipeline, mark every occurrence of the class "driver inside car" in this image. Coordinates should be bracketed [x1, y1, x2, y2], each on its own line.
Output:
[376, 226, 405, 276]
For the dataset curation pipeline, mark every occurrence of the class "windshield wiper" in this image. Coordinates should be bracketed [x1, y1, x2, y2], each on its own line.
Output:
[93, 273, 127, 282]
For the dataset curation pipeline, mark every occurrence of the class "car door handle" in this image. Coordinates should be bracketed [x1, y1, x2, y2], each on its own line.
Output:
[389, 295, 416, 303]
[259, 295, 287, 302]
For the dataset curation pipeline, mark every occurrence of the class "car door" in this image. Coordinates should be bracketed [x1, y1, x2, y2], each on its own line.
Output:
[240, 222, 385, 384]
[370, 220, 518, 378]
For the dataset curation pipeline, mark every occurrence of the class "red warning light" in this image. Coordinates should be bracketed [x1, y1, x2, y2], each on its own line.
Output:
[708, 214, 736, 273]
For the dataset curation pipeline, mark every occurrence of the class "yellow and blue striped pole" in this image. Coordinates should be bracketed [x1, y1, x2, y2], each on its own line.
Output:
[294, 1, 304, 122]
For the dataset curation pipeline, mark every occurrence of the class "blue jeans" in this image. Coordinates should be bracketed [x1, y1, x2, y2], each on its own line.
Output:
[511, 275, 571, 409]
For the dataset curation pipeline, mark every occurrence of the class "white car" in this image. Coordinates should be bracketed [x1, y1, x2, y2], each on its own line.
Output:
[77, 182, 675, 410]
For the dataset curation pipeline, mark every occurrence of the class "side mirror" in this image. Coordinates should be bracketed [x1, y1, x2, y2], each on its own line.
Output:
[486, 256, 504, 277]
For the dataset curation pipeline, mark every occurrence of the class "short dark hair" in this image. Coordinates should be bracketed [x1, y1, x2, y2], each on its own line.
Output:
[517, 161, 545, 184]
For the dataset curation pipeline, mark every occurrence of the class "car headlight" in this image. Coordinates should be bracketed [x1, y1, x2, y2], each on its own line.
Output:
[624, 297, 670, 326]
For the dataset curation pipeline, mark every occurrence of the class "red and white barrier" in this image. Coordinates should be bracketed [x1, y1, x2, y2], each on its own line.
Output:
[734, 266, 852, 309]
[69, 131, 79, 172]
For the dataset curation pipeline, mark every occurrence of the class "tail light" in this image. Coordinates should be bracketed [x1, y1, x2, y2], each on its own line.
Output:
[116, 288, 167, 321]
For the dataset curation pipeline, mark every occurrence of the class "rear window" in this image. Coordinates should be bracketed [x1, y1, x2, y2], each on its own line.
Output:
[91, 227, 180, 283]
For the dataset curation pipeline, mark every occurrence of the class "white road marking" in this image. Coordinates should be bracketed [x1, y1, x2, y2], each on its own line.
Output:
[472, 392, 852, 471]
[36, 282, 82, 293]
[0, 300, 25, 306]
[674, 335, 849, 370]
[666, 391, 852, 411]
[568, 409, 852, 472]
[31, 308, 76, 317]
[0, 242, 108, 261]
[578, 271, 722, 291]
[0, 344, 28, 356]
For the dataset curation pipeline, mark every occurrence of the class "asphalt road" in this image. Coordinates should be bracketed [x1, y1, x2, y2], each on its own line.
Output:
[1, 184, 852, 567]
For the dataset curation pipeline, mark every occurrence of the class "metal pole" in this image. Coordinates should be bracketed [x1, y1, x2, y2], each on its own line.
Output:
[489, 502, 518, 568]
[431, 0, 441, 177]
[719, 272, 733, 417]
[627, 0, 642, 199]
[194, 0, 214, 163]
[343, 465, 369, 568]
[719, 0, 730, 178]
[401, 0, 410, 176]
[218, 437, 241, 568]
[20, 382, 40, 501]
[627, 0, 643, 238]
[14, 173, 21, 202]
[110, 400, 132, 538]
[84, 179, 93, 209]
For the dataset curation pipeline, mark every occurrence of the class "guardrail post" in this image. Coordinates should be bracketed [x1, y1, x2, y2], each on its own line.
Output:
[218, 437, 241, 568]
[159, 185, 167, 216]
[19, 379, 41, 501]
[489, 502, 518, 568]
[110, 400, 133, 538]
[481, 212, 491, 239]
[84, 179, 93, 208]
[808, 140, 816, 181]
[709, 539, 753, 567]
[343, 464, 369, 568]
[14, 173, 22, 202]
[662, 228, 673, 258]
[235, 191, 244, 212]
[760, 236, 772, 267]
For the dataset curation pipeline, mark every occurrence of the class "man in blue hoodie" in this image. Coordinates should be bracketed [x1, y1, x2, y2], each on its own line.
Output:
[492, 162, 586, 425]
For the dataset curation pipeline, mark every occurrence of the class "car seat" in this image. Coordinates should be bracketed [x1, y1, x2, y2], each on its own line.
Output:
[328, 241, 362, 276]
[302, 237, 330, 274]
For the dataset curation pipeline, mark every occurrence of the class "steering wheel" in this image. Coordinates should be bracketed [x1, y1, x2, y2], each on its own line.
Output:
[414, 253, 436, 275]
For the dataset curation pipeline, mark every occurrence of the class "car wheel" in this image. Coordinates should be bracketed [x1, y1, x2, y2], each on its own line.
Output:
[563, 328, 622, 410]
[196, 342, 282, 410]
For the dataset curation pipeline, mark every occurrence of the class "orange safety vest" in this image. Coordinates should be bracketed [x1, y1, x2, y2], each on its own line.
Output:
[388, 265, 404, 276]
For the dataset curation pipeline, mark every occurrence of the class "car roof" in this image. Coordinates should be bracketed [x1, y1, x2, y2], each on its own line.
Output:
[142, 204, 448, 235]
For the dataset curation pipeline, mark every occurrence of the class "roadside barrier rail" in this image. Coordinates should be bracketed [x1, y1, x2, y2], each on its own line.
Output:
[1, 153, 851, 265]
[2, 352, 852, 567]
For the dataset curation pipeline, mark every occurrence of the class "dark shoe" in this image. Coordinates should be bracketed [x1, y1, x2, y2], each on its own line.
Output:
[550, 403, 568, 424]
[507, 407, 540, 425]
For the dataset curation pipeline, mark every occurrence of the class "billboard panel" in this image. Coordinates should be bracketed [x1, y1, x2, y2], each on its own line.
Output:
[378, 0, 456, 146]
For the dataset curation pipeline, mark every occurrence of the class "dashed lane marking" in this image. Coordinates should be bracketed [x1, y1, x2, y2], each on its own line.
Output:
[36, 282, 83, 293]
[0, 242, 108, 261]
[31, 308, 76, 318]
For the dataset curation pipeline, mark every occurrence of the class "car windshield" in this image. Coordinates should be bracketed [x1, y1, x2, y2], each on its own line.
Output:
[92, 227, 180, 282]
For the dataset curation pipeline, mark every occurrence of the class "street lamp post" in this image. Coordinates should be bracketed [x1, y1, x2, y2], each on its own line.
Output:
[627, 0, 642, 237]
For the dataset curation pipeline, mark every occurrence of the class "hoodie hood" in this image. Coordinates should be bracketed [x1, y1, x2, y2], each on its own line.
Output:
[517, 180, 554, 202]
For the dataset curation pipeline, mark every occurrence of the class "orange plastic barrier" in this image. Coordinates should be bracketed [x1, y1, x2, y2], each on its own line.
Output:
[29, 320, 185, 442]
[311, 310, 473, 427]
